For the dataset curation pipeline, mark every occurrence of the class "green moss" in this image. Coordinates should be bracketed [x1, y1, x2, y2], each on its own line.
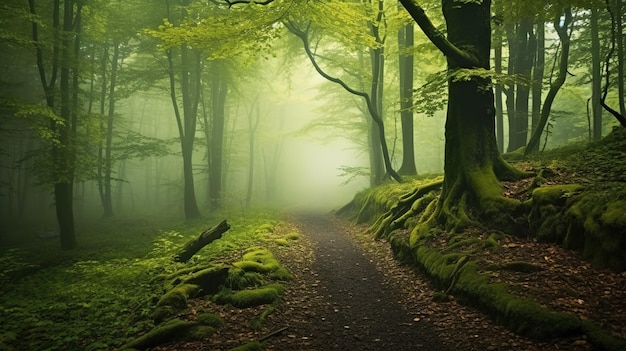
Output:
[216, 285, 282, 308]
[197, 313, 224, 328]
[156, 283, 200, 309]
[600, 200, 626, 227]
[234, 260, 278, 273]
[582, 321, 626, 351]
[229, 341, 264, 351]
[284, 232, 301, 241]
[226, 268, 265, 290]
[233, 248, 292, 281]
[532, 184, 584, 204]
[120, 319, 200, 350]
[254, 224, 275, 234]
[274, 239, 290, 246]
[562, 187, 626, 271]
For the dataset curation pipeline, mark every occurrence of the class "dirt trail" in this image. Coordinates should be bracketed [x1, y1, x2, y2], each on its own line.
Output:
[279, 213, 449, 351]
[266, 213, 599, 351]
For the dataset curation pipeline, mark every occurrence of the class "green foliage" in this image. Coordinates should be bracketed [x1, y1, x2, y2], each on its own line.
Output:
[0, 211, 285, 350]
[144, 2, 283, 59]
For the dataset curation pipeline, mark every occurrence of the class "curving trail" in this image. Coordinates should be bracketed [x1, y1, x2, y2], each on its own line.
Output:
[276, 213, 449, 351]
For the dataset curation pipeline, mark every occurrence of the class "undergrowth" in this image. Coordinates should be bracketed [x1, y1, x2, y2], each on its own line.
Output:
[0, 210, 284, 351]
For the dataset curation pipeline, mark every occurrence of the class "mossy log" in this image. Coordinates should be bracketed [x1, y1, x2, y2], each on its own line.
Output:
[174, 220, 230, 262]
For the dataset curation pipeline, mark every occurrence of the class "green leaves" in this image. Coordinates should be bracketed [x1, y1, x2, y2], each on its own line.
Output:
[145, 1, 284, 60]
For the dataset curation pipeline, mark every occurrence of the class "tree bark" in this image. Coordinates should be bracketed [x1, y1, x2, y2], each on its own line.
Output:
[493, 3, 504, 153]
[209, 61, 227, 209]
[617, 0, 626, 117]
[400, 0, 528, 240]
[591, 7, 603, 140]
[103, 41, 120, 218]
[531, 21, 545, 133]
[397, 11, 418, 176]
[506, 20, 535, 152]
[174, 220, 230, 262]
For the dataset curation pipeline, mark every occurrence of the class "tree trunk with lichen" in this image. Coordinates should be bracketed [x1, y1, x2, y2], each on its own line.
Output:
[399, 0, 528, 245]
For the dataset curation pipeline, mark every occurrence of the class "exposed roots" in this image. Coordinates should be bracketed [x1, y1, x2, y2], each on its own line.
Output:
[370, 179, 443, 239]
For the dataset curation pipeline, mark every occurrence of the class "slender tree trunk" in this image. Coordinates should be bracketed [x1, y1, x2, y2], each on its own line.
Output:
[397, 11, 418, 176]
[209, 61, 227, 209]
[507, 20, 535, 151]
[616, 0, 625, 117]
[246, 99, 260, 207]
[531, 21, 545, 132]
[103, 41, 119, 218]
[368, 0, 388, 184]
[167, 45, 201, 220]
[591, 7, 603, 140]
[97, 44, 109, 211]
[493, 3, 504, 153]
[526, 9, 572, 154]
[504, 23, 517, 152]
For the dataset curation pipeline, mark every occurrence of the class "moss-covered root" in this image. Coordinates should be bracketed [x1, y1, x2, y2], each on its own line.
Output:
[214, 283, 284, 308]
[152, 265, 229, 323]
[386, 239, 626, 350]
[371, 180, 442, 240]
[152, 283, 200, 323]
[119, 319, 215, 351]
[233, 248, 292, 281]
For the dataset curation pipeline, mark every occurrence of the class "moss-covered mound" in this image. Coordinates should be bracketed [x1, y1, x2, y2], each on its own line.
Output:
[338, 130, 626, 349]
[530, 183, 626, 271]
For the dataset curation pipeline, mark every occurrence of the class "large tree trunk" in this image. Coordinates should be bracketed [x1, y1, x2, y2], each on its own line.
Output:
[400, 0, 528, 243]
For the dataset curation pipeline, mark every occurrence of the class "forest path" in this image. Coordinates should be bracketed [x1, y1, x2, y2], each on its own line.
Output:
[273, 213, 449, 351]
[265, 213, 593, 351]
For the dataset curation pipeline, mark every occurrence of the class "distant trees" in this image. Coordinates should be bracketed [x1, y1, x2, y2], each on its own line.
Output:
[5, 0, 626, 245]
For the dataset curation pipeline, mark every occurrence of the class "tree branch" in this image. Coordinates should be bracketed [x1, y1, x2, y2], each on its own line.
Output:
[601, 0, 626, 127]
[285, 21, 402, 183]
[398, 0, 479, 68]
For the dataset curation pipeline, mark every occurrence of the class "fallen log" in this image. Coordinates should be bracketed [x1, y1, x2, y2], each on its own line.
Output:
[174, 220, 230, 262]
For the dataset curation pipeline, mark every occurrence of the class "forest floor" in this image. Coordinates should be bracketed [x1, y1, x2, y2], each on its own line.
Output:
[157, 211, 625, 351]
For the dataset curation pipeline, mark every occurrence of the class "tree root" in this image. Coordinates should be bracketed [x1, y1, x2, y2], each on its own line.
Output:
[370, 179, 443, 239]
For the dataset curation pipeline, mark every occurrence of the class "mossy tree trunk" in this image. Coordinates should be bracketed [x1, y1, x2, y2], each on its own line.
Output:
[399, 0, 528, 241]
